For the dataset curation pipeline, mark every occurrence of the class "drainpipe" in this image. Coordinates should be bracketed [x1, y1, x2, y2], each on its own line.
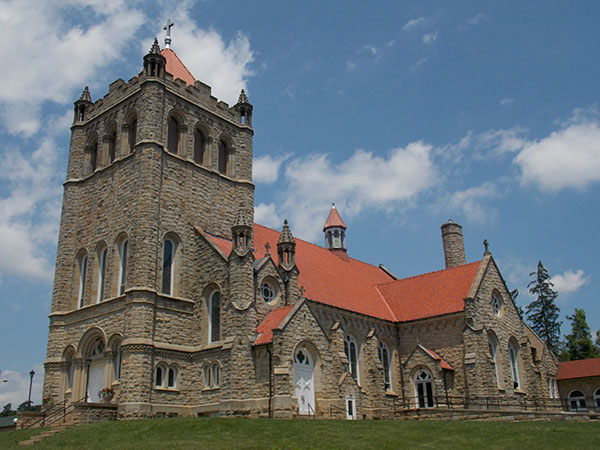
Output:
[266, 347, 273, 418]
[395, 327, 406, 409]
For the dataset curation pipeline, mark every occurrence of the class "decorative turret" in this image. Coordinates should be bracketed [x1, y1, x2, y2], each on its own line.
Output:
[143, 38, 166, 79]
[441, 220, 466, 268]
[234, 89, 253, 126]
[323, 202, 347, 252]
[232, 208, 252, 252]
[277, 219, 296, 270]
[73, 86, 92, 123]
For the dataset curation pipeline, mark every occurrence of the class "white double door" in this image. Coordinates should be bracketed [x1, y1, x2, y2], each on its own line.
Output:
[294, 348, 315, 415]
[87, 363, 104, 403]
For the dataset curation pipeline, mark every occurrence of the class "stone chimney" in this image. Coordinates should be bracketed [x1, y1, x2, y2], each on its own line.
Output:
[441, 220, 466, 268]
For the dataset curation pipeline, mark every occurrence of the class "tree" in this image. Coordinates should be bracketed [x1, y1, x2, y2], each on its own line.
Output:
[0, 403, 15, 417]
[526, 261, 561, 355]
[562, 308, 600, 361]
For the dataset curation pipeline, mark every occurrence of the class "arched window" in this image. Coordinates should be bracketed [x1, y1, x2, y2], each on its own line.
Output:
[128, 118, 137, 154]
[547, 377, 558, 399]
[415, 369, 434, 408]
[162, 238, 176, 295]
[568, 390, 587, 411]
[344, 334, 359, 383]
[491, 291, 502, 316]
[77, 254, 87, 308]
[112, 341, 121, 381]
[508, 340, 521, 390]
[108, 129, 117, 163]
[218, 139, 228, 175]
[194, 128, 205, 164]
[63, 348, 75, 391]
[594, 387, 600, 409]
[90, 140, 98, 173]
[488, 333, 500, 387]
[155, 366, 163, 387]
[118, 239, 128, 296]
[204, 365, 211, 388]
[209, 291, 221, 343]
[167, 367, 176, 388]
[167, 116, 179, 154]
[378, 341, 391, 391]
[212, 364, 220, 387]
[97, 246, 107, 303]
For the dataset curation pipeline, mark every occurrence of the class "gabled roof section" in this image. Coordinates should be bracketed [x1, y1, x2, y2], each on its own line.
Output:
[557, 357, 600, 381]
[377, 261, 482, 322]
[323, 204, 347, 230]
[422, 346, 455, 371]
[161, 48, 196, 86]
[254, 305, 295, 345]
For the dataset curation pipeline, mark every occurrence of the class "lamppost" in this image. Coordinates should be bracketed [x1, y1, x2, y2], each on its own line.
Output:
[27, 370, 35, 410]
[85, 359, 92, 402]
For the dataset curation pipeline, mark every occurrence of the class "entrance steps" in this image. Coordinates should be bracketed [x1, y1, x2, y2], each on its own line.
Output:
[18, 424, 73, 446]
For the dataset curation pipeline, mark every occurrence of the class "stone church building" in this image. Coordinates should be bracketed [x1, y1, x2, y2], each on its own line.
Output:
[42, 36, 560, 420]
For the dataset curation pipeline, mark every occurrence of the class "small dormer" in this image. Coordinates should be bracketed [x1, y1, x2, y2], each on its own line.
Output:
[323, 202, 347, 252]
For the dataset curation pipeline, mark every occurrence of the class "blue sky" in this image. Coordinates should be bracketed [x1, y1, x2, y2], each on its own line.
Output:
[1, 0, 599, 405]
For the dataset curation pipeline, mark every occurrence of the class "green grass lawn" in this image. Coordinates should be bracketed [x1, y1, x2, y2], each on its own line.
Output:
[1, 418, 599, 449]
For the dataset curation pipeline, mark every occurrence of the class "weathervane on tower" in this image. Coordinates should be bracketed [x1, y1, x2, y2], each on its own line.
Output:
[163, 19, 174, 49]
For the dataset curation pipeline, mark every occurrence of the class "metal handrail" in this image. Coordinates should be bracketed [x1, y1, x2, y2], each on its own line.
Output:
[307, 403, 316, 419]
[329, 403, 346, 417]
[22, 396, 88, 429]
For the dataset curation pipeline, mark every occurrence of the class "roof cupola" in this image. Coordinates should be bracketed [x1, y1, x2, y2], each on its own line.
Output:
[234, 89, 253, 126]
[277, 219, 296, 270]
[323, 202, 347, 252]
[73, 86, 92, 123]
[143, 38, 166, 79]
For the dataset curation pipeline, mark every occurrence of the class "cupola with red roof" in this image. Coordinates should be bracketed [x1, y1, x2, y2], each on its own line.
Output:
[323, 202, 347, 252]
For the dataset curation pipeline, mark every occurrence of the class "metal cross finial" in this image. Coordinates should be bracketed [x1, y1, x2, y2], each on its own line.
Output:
[265, 242, 271, 254]
[483, 239, 490, 255]
[163, 19, 174, 49]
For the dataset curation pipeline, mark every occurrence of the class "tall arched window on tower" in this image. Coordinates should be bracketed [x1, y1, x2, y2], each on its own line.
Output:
[208, 290, 221, 342]
[344, 334, 359, 383]
[508, 339, 521, 390]
[194, 128, 205, 165]
[90, 140, 98, 173]
[128, 118, 137, 154]
[96, 245, 107, 303]
[378, 341, 391, 391]
[162, 238, 176, 295]
[108, 129, 117, 163]
[167, 116, 179, 154]
[218, 139, 228, 175]
[77, 253, 87, 308]
[118, 239, 128, 296]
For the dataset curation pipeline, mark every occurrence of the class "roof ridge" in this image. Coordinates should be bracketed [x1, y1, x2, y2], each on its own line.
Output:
[376, 260, 482, 289]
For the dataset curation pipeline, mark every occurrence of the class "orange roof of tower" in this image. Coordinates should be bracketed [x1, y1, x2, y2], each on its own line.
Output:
[161, 48, 196, 86]
[323, 203, 347, 230]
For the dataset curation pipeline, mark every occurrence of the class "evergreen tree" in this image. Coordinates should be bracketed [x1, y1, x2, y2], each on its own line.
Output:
[526, 261, 561, 355]
[0, 403, 14, 417]
[562, 308, 600, 361]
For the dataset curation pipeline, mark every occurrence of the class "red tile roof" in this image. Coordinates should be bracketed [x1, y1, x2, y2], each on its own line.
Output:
[255, 305, 295, 345]
[323, 205, 347, 230]
[557, 358, 600, 381]
[377, 262, 481, 322]
[424, 347, 455, 371]
[204, 224, 482, 323]
[161, 48, 196, 86]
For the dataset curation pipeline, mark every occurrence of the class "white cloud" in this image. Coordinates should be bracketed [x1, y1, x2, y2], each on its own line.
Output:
[0, 366, 43, 408]
[552, 269, 590, 297]
[0, 0, 145, 136]
[362, 45, 378, 55]
[423, 31, 438, 44]
[500, 97, 514, 106]
[155, 5, 254, 106]
[446, 182, 499, 224]
[403, 17, 425, 31]
[278, 142, 437, 241]
[253, 154, 290, 184]
[476, 127, 528, 154]
[514, 120, 600, 192]
[461, 13, 485, 30]
[410, 57, 429, 75]
[254, 203, 282, 229]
